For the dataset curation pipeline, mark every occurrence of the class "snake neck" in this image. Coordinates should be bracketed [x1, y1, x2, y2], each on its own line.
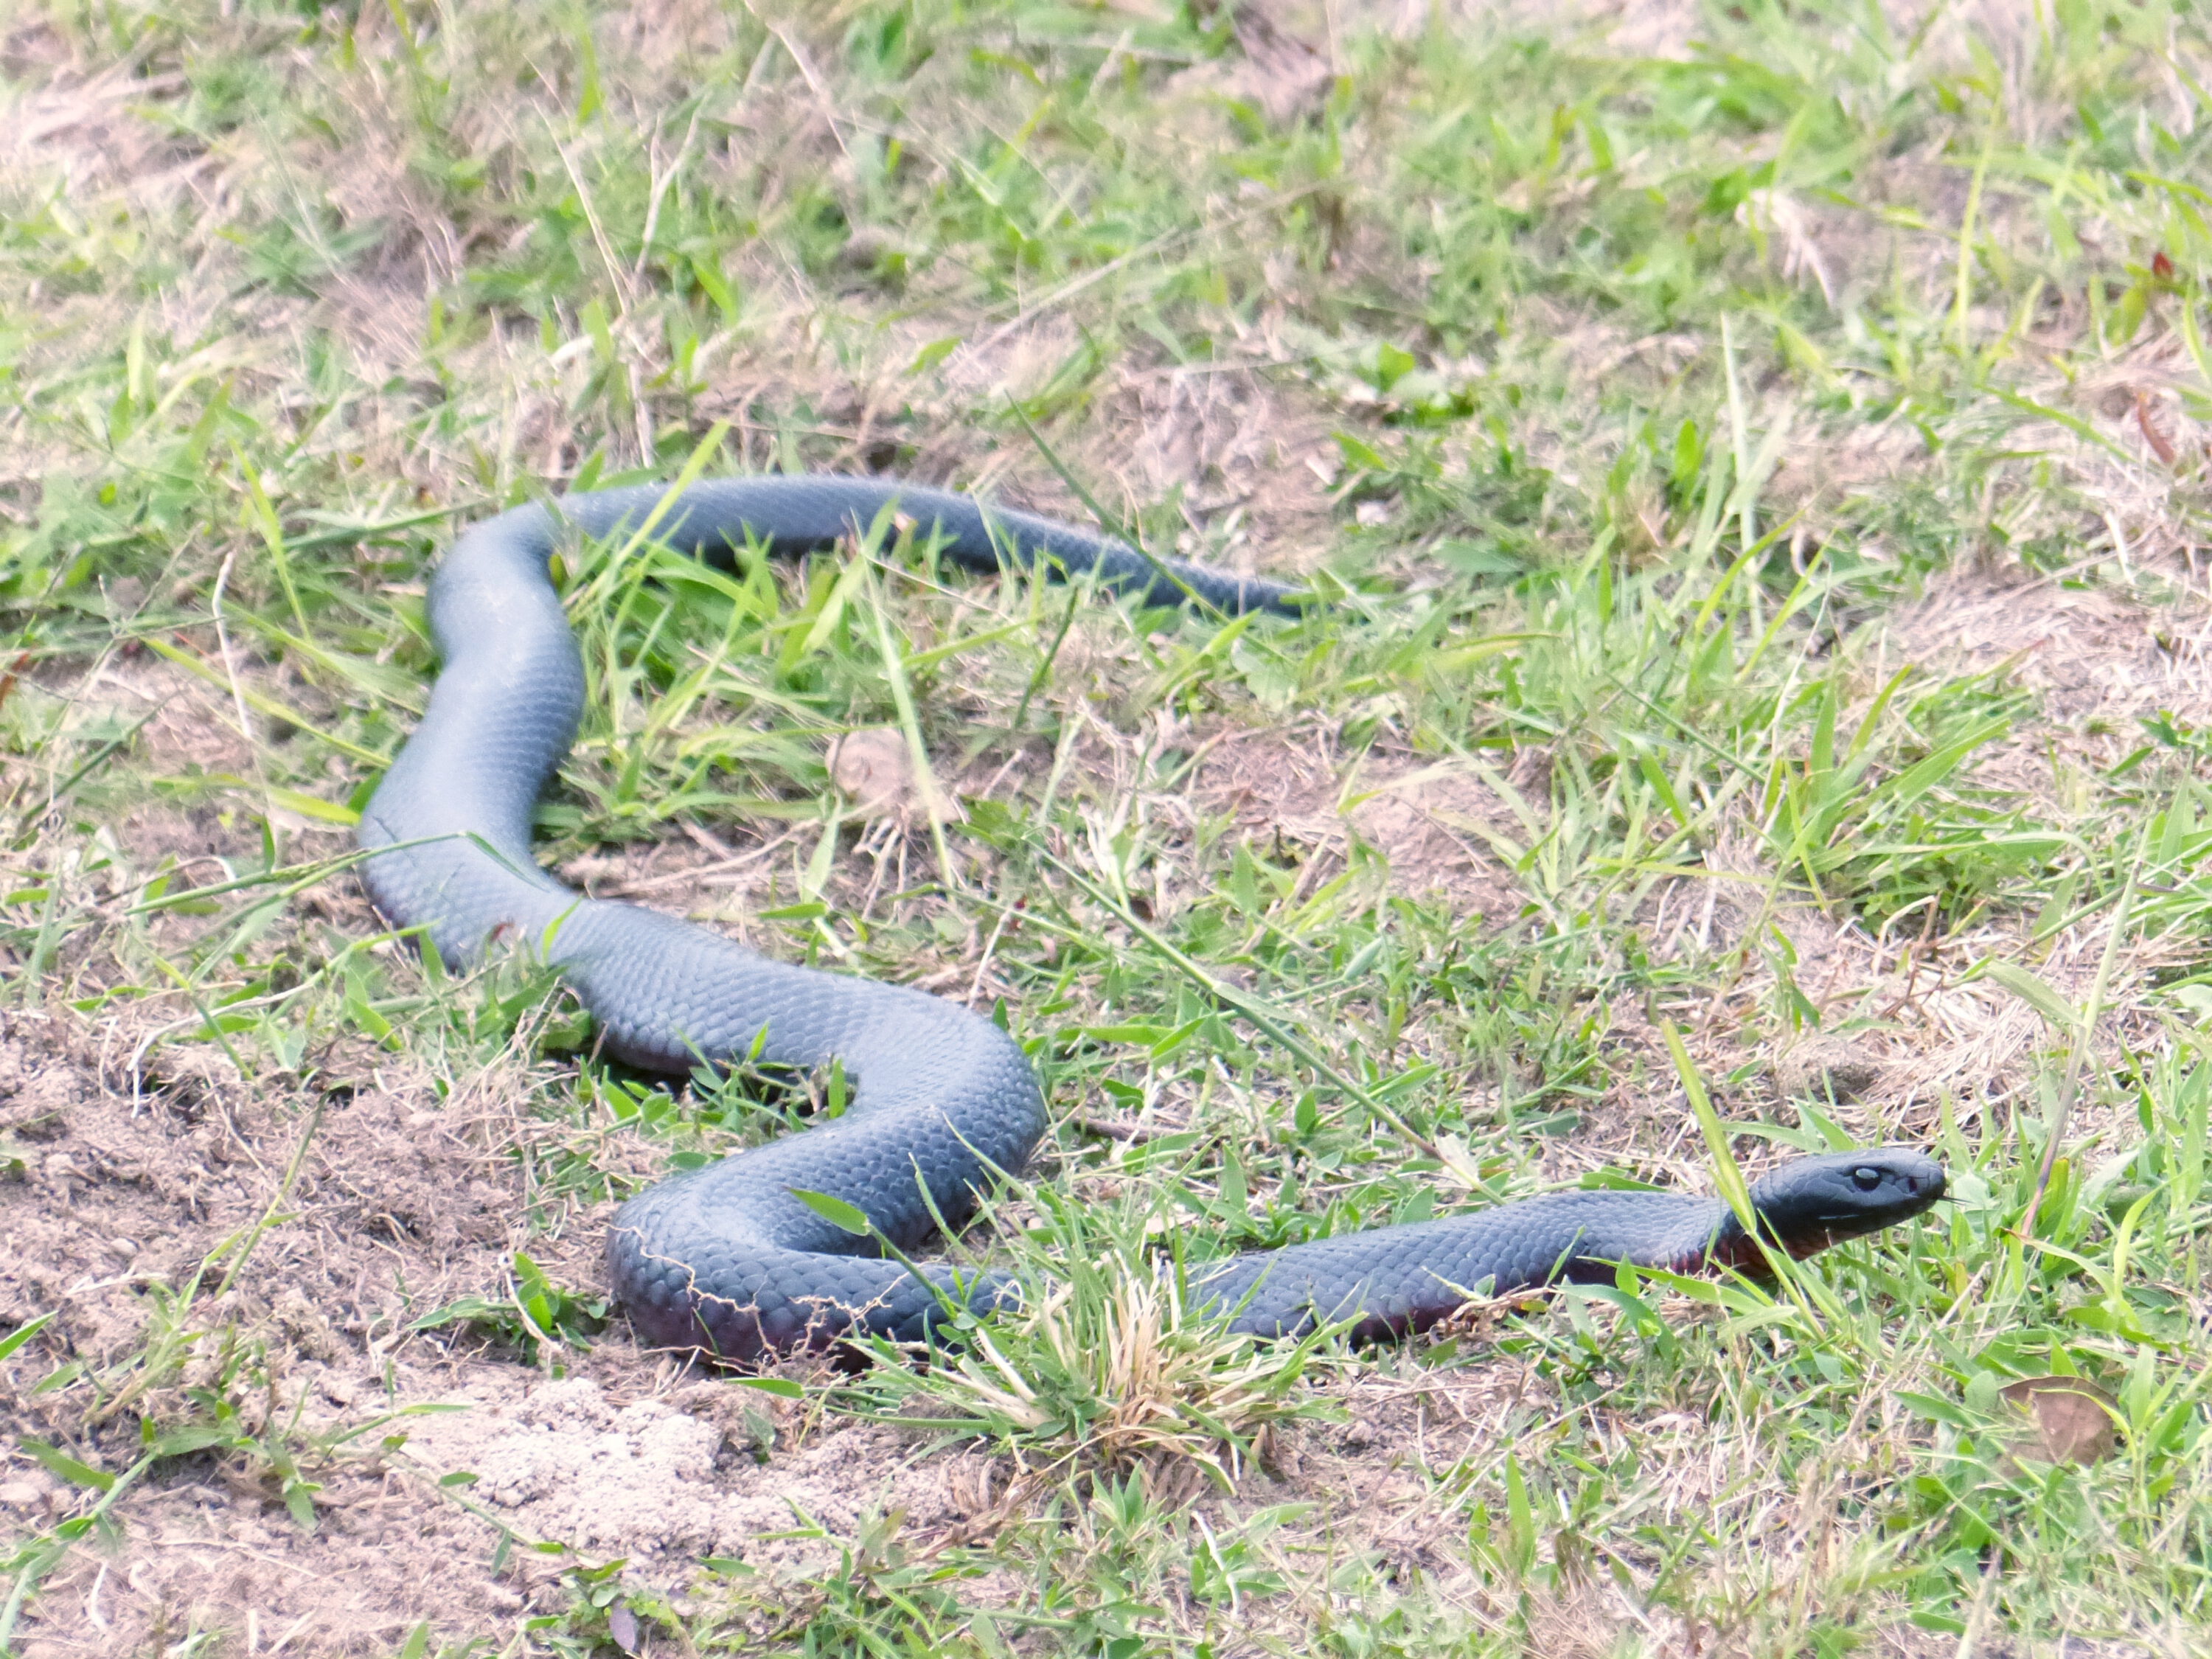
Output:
[1705, 1205, 1848, 1276]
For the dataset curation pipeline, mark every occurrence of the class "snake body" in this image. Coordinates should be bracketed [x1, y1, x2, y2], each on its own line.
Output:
[358, 476, 1944, 1363]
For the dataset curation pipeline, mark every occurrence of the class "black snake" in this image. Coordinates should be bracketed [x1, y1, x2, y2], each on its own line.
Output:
[356, 476, 1945, 1362]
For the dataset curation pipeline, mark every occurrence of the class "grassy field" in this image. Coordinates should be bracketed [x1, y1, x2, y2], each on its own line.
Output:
[4, 0, 2212, 1652]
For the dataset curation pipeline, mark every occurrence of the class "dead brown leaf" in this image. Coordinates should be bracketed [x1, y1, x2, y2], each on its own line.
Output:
[1998, 1377, 2121, 1470]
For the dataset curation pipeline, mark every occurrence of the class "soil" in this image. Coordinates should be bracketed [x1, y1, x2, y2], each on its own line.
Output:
[0, 998, 1561, 1656]
[1186, 719, 1534, 925]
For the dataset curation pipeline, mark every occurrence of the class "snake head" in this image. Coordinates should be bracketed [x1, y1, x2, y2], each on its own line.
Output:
[1746, 1148, 1947, 1258]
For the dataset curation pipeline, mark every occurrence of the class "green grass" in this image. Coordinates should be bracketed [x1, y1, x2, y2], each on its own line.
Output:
[7, 0, 2212, 1652]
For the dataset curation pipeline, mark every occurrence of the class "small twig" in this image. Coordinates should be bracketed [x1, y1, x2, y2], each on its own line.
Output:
[2137, 389, 2180, 467]
[588, 826, 804, 897]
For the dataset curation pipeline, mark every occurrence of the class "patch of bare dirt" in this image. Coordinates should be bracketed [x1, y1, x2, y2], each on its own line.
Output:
[1189, 721, 1533, 922]
[400, 1372, 988, 1573]
[88, 658, 257, 779]
[1889, 565, 2212, 742]
[14, 1461, 538, 1659]
[0, 1007, 597, 1654]
[0, 42, 187, 204]
[1119, 361, 1344, 577]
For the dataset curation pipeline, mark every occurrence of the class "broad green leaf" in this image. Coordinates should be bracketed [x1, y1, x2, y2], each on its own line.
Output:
[1895, 1390, 1975, 1428]
[731, 1376, 806, 1400]
[1983, 960, 2079, 1033]
[1663, 1020, 1755, 1234]
[151, 1424, 235, 1457]
[21, 1439, 113, 1492]
[0, 1311, 53, 1363]
[789, 1187, 872, 1237]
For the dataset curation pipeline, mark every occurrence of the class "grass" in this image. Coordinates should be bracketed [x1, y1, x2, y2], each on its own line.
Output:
[5, 0, 2212, 1651]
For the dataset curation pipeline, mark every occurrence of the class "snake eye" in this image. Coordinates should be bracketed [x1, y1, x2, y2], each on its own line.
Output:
[1851, 1166, 1884, 1192]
